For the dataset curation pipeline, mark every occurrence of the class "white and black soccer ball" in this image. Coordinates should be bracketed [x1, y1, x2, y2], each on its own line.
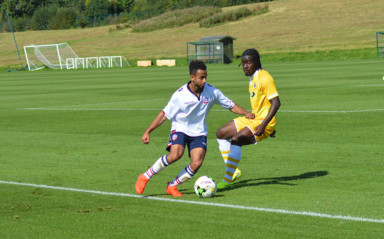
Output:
[194, 176, 217, 198]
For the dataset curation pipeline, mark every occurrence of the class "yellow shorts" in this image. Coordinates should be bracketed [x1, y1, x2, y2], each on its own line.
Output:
[234, 116, 276, 143]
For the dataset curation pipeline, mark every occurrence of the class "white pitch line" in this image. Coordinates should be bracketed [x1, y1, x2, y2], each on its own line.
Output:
[355, 84, 384, 87]
[1, 180, 383, 224]
[58, 99, 168, 108]
[23, 108, 163, 111]
[22, 108, 384, 113]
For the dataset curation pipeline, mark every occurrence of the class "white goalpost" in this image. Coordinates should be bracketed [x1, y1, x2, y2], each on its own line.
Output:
[24, 43, 78, 71]
[65, 56, 130, 69]
[24, 42, 130, 71]
[97, 56, 130, 68]
[86, 57, 99, 68]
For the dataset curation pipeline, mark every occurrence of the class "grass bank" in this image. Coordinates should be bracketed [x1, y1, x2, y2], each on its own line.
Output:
[0, 0, 383, 71]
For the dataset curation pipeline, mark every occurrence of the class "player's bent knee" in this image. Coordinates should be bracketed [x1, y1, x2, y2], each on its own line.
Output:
[216, 129, 225, 139]
[167, 152, 183, 163]
[231, 135, 252, 146]
[216, 127, 233, 140]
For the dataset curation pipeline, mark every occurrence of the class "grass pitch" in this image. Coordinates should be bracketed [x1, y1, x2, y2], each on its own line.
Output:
[0, 59, 383, 238]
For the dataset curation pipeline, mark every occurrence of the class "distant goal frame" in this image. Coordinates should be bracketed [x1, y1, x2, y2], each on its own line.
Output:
[376, 31, 384, 58]
[65, 56, 130, 69]
[23, 42, 130, 71]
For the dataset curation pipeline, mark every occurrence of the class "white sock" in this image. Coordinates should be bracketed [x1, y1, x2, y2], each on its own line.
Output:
[144, 155, 169, 179]
[223, 144, 242, 183]
[168, 165, 195, 186]
[217, 138, 231, 163]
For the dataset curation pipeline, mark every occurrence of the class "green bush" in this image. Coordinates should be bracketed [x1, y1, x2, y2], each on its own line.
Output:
[132, 6, 221, 32]
[199, 4, 268, 28]
[8, 17, 31, 32]
[86, 0, 110, 17]
[75, 13, 89, 28]
[49, 7, 77, 30]
[30, 6, 57, 30]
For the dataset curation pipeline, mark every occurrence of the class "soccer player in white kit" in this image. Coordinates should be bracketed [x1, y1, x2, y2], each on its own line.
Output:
[135, 60, 254, 197]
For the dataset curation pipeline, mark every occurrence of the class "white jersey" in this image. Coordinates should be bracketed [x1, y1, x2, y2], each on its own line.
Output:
[163, 82, 234, 137]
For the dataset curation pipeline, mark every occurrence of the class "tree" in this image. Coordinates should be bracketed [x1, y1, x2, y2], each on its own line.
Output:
[86, 0, 110, 17]
[30, 5, 56, 30]
[117, 0, 134, 13]
[6, 0, 40, 17]
[49, 7, 77, 29]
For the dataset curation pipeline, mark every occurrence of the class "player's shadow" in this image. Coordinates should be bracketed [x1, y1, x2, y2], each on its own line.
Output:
[144, 171, 328, 196]
[218, 171, 329, 192]
[146, 189, 225, 197]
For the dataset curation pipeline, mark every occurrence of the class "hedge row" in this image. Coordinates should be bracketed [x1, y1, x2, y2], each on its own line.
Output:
[131, 6, 221, 32]
[199, 4, 268, 28]
[3, 6, 78, 31]
[130, 4, 268, 32]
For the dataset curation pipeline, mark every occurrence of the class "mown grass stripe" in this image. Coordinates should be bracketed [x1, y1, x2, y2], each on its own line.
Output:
[1, 180, 383, 224]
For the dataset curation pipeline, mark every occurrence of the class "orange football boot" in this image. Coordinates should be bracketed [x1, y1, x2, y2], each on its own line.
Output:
[135, 174, 149, 194]
[166, 183, 183, 197]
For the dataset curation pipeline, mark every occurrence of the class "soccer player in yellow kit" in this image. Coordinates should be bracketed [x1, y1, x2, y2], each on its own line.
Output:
[216, 48, 281, 189]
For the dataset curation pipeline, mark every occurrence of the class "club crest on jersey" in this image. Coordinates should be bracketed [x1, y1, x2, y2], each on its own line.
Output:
[254, 83, 257, 88]
[250, 92, 255, 97]
[202, 97, 210, 104]
[172, 134, 178, 141]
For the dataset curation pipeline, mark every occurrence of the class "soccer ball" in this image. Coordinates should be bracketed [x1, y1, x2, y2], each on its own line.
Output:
[194, 176, 217, 198]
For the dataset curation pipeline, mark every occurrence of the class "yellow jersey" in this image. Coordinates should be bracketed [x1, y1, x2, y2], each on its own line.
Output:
[249, 69, 279, 126]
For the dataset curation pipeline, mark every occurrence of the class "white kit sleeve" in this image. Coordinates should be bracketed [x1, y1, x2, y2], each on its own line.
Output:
[214, 88, 235, 109]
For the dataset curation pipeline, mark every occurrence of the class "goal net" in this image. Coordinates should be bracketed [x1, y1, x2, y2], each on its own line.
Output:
[24, 42, 130, 71]
[24, 43, 78, 71]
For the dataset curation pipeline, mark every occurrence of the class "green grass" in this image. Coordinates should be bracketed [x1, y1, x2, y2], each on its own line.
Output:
[0, 59, 384, 238]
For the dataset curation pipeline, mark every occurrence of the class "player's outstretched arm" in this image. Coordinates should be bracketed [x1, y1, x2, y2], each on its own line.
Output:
[142, 111, 168, 144]
[230, 103, 255, 119]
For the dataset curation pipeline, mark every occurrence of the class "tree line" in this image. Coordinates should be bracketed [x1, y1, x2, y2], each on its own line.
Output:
[0, 0, 270, 31]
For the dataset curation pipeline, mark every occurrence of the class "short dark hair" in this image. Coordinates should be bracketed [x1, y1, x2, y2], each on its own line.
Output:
[242, 48, 262, 70]
[189, 60, 207, 75]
